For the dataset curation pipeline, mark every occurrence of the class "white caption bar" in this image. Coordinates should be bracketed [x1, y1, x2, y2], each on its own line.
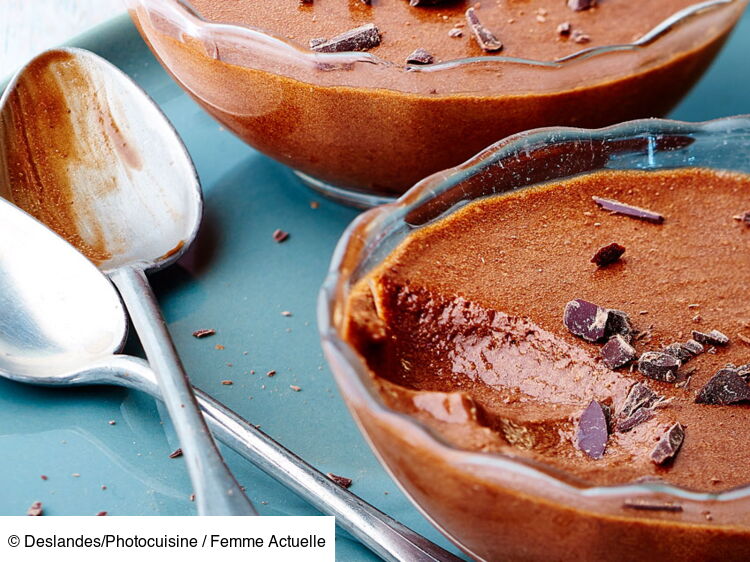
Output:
[0, 516, 335, 562]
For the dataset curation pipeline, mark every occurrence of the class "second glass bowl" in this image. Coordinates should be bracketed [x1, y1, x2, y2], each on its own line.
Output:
[128, 0, 747, 206]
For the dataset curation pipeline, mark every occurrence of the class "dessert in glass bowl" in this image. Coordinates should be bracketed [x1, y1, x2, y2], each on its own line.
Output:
[320, 115, 750, 561]
[128, 0, 747, 206]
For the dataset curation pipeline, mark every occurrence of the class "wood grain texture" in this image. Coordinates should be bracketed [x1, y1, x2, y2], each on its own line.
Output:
[0, 0, 124, 78]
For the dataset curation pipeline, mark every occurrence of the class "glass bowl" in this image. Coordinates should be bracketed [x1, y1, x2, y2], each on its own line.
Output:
[127, 0, 747, 207]
[319, 115, 750, 561]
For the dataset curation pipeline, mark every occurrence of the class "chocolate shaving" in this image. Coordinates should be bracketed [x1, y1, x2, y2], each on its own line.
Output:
[591, 242, 625, 267]
[691, 329, 729, 346]
[327, 472, 353, 488]
[465, 8, 503, 52]
[27, 501, 43, 516]
[192, 329, 216, 339]
[96, 511, 108, 516]
[311, 23, 381, 53]
[616, 407, 655, 433]
[563, 299, 610, 342]
[737, 363, 750, 379]
[557, 22, 572, 36]
[592, 196, 665, 224]
[406, 48, 434, 65]
[616, 383, 662, 432]
[620, 383, 660, 419]
[273, 229, 290, 243]
[651, 423, 685, 465]
[168, 448, 183, 459]
[601, 335, 636, 369]
[568, 0, 597, 11]
[577, 400, 609, 459]
[638, 351, 680, 383]
[572, 31, 591, 44]
[696, 368, 750, 405]
[623, 500, 683, 513]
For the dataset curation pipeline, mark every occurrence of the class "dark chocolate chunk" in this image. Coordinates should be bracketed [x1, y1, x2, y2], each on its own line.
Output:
[619, 383, 660, 419]
[311, 23, 381, 53]
[740, 211, 750, 225]
[591, 242, 625, 267]
[691, 329, 730, 346]
[616, 407, 655, 433]
[557, 22, 572, 36]
[465, 8, 503, 52]
[359, 0, 372, 4]
[577, 400, 609, 459]
[664, 340, 704, 363]
[572, 30, 591, 44]
[327, 472, 353, 489]
[568, 0, 597, 11]
[696, 368, 750, 405]
[27, 501, 43, 516]
[664, 342, 692, 362]
[605, 309, 633, 342]
[638, 351, 680, 383]
[623, 500, 683, 513]
[406, 48, 434, 65]
[563, 299, 610, 342]
[683, 339, 705, 357]
[601, 335, 636, 369]
[592, 196, 665, 224]
[192, 328, 216, 339]
[651, 423, 685, 465]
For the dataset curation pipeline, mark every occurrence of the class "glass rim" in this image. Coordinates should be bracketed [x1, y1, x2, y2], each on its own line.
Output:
[318, 113, 750, 505]
[140, 0, 739, 72]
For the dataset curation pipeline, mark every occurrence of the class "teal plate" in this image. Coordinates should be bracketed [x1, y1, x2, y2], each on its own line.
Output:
[1, 11, 749, 560]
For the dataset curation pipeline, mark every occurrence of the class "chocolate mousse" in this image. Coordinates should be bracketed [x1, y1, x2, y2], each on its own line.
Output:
[130, 0, 746, 198]
[344, 167, 750, 492]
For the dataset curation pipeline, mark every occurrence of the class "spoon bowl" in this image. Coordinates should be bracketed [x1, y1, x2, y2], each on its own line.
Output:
[0, 48, 201, 272]
[0, 198, 126, 379]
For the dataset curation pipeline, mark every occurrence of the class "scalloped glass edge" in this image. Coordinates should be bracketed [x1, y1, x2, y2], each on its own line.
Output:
[141, 0, 740, 72]
[318, 114, 750, 505]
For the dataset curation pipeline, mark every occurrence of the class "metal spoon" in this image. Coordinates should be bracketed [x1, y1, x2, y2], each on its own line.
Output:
[0, 198, 462, 561]
[0, 47, 254, 515]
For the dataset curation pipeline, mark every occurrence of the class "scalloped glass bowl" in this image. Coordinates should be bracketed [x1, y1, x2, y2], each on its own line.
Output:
[127, 0, 747, 207]
[319, 115, 750, 561]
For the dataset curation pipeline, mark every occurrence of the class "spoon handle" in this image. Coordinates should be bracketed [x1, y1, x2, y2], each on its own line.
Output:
[110, 266, 256, 516]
